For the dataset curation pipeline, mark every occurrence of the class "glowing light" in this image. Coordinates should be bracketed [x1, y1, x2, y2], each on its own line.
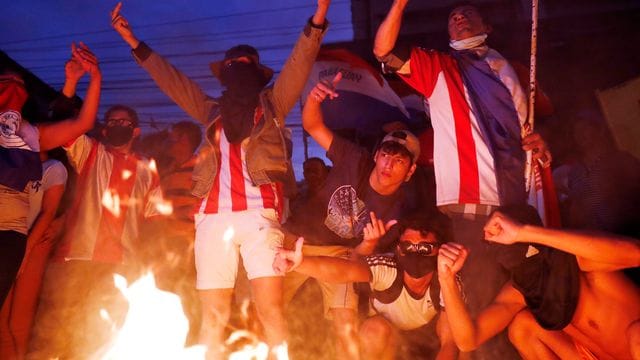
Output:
[122, 169, 133, 180]
[100, 273, 206, 359]
[148, 159, 158, 173]
[228, 341, 269, 360]
[225, 330, 289, 360]
[155, 200, 174, 215]
[102, 189, 121, 217]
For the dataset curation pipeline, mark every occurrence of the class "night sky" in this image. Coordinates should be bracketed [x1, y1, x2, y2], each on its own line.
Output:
[0, 0, 355, 177]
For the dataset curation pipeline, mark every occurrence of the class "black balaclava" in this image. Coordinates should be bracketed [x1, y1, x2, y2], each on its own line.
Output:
[219, 62, 266, 144]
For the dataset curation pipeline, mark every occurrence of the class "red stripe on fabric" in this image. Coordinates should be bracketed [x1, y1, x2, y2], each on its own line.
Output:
[259, 182, 284, 220]
[540, 164, 561, 228]
[203, 126, 223, 214]
[52, 138, 100, 262]
[229, 141, 247, 211]
[446, 59, 480, 203]
[399, 48, 442, 99]
[93, 153, 138, 263]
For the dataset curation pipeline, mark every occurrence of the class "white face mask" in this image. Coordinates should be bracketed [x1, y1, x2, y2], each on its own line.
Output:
[449, 33, 488, 51]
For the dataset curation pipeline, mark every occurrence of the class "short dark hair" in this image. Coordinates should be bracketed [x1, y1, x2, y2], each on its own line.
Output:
[378, 141, 413, 162]
[104, 105, 139, 128]
[398, 212, 453, 244]
[172, 121, 203, 154]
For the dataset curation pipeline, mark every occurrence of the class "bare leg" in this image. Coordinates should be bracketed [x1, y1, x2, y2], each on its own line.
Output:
[508, 310, 579, 360]
[250, 276, 287, 354]
[329, 308, 360, 360]
[628, 320, 640, 360]
[359, 315, 397, 360]
[198, 288, 233, 360]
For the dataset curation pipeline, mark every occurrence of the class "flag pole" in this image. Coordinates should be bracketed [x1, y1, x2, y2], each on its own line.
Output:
[524, 0, 539, 191]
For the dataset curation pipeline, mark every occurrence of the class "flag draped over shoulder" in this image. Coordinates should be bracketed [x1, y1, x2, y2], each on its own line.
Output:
[302, 49, 416, 136]
[0, 75, 41, 191]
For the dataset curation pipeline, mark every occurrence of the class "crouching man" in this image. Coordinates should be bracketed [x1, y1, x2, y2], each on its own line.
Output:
[437, 205, 640, 359]
[274, 214, 459, 360]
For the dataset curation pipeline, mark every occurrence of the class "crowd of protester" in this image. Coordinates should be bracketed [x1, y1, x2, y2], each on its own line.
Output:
[0, 1, 639, 359]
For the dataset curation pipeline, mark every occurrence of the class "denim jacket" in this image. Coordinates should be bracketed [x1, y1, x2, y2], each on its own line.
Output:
[132, 19, 327, 198]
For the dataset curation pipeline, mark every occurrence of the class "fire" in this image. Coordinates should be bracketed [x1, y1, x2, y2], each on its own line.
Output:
[148, 159, 158, 173]
[121, 169, 133, 180]
[155, 200, 174, 215]
[99, 272, 288, 360]
[101, 189, 121, 217]
[100, 273, 206, 359]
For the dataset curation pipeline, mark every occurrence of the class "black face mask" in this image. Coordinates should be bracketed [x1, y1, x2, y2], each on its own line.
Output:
[396, 249, 437, 278]
[105, 125, 134, 147]
[220, 61, 266, 95]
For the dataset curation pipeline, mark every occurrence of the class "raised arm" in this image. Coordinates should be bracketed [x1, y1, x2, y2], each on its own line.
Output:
[39, 43, 101, 151]
[373, 0, 411, 74]
[273, 237, 371, 283]
[110, 2, 140, 49]
[301, 72, 341, 151]
[111, 2, 215, 125]
[271, 0, 330, 123]
[437, 242, 525, 351]
[484, 211, 640, 271]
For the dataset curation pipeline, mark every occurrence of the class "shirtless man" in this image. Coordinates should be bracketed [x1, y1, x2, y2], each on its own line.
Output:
[437, 206, 640, 359]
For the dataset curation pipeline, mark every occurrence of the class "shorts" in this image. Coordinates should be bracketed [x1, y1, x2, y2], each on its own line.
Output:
[282, 231, 358, 318]
[194, 209, 283, 290]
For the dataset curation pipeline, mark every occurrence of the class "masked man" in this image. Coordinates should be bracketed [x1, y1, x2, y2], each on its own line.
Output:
[28, 47, 165, 358]
[274, 214, 460, 360]
[111, 1, 330, 357]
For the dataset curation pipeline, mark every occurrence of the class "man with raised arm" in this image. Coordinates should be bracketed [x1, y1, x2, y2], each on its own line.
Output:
[281, 73, 421, 358]
[27, 44, 166, 359]
[374, 3, 554, 357]
[437, 205, 640, 359]
[275, 214, 459, 360]
[112, 2, 330, 358]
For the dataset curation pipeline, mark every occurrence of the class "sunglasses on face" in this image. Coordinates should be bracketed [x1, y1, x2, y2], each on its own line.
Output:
[106, 118, 134, 127]
[398, 241, 439, 256]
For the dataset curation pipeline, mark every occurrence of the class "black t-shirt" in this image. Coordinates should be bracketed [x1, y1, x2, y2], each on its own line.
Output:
[285, 136, 406, 248]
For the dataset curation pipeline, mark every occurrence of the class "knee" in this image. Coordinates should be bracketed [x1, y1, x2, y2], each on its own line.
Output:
[360, 316, 393, 345]
[331, 309, 358, 336]
[508, 310, 538, 347]
[627, 320, 640, 358]
[199, 291, 232, 325]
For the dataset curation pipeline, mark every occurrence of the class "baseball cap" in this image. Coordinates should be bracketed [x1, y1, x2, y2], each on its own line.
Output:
[381, 130, 421, 163]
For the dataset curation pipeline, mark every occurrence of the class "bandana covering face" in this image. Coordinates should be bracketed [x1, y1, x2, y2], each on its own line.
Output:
[395, 247, 437, 278]
[219, 62, 265, 144]
[449, 33, 488, 51]
[0, 78, 42, 191]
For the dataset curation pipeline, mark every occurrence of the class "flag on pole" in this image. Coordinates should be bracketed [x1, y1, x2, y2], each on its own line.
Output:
[524, 0, 561, 227]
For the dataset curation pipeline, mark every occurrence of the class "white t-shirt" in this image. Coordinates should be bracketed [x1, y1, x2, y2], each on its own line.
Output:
[367, 254, 442, 331]
[27, 159, 68, 229]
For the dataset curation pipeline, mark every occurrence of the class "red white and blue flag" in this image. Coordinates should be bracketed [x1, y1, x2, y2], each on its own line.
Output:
[302, 49, 416, 135]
